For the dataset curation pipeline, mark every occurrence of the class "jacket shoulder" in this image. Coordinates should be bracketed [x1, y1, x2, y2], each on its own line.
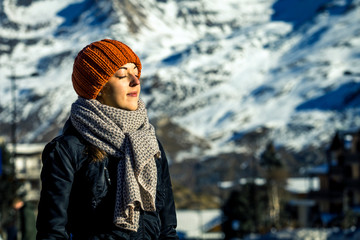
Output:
[42, 121, 88, 171]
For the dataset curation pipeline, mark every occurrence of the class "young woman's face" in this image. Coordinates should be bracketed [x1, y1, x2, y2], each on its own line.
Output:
[98, 63, 140, 111]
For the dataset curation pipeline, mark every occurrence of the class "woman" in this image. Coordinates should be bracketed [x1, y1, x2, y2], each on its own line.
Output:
[36, 39, 179, 240]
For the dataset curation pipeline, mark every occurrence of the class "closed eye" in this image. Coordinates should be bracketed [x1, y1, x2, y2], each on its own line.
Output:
[115, 75, 126, 79]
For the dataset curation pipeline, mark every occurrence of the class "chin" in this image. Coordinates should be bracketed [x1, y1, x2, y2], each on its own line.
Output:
[125, 104, 138, 111]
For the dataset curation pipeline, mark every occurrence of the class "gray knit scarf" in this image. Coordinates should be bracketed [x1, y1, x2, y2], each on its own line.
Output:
[70, 97, 159, 232]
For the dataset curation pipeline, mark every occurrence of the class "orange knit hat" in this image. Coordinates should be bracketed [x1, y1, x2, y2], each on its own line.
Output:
[72, 39, 142, 99]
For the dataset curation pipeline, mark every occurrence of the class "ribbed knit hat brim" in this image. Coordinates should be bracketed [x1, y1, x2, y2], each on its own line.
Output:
[72, 39, 142, 99]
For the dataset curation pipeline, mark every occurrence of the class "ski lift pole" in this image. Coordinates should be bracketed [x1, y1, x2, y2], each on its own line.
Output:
[10, 67, 17, 166]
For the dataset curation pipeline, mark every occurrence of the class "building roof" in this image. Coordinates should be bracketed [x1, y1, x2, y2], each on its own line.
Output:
[176, 209, 223, 239]
[219, 177, 319, 194]
[286, 177, 320, 194]
[7, 143, 45, 155]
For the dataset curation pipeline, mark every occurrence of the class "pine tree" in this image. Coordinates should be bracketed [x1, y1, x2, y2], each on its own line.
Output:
[222, 183, 268, 238]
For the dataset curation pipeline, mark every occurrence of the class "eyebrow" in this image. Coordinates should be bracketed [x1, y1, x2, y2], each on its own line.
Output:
[119, 65, 138, 70]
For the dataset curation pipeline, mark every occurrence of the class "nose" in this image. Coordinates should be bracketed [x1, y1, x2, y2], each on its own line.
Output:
[129, 74, 140, 87]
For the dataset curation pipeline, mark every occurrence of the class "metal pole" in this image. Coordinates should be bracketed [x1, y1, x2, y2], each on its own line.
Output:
[10, 68, 17, 165]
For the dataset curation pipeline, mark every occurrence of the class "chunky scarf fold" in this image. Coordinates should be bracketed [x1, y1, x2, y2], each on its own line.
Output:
[70, 97, 159, 232]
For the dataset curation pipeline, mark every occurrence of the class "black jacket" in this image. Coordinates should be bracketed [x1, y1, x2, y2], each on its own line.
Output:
[36, 120, 178, 240]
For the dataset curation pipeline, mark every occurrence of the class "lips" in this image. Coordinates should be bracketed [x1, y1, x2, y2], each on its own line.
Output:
[127, 91, 138, 97]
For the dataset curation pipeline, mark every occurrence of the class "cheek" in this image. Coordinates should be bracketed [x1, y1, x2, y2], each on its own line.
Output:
[113, 83, 127, 98]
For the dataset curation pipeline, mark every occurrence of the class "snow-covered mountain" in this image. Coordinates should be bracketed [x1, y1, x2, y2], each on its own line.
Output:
[1, 0, 360, 165]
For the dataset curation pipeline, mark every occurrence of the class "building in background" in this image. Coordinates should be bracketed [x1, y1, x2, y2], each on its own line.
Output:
[176, 209, 223, 240]
[308, 129, 360, 227]
[7, 143, 45, 203]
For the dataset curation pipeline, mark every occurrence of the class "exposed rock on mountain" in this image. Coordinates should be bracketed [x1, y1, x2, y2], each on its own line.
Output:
[0, 0, 360, 182]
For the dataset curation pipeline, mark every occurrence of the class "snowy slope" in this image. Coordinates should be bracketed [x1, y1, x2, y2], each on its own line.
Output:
[0, 0, 360, 162]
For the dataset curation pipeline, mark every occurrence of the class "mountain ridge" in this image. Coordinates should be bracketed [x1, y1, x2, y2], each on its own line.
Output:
[0, 0, 359, 167]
